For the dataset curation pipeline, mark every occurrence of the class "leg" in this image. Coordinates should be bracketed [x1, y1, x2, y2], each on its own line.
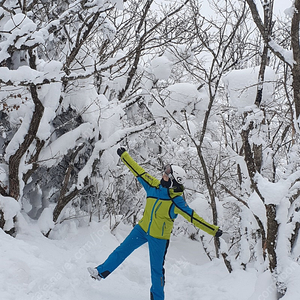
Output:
[96, 224, 147, 278]
[148, 237, 169, 300]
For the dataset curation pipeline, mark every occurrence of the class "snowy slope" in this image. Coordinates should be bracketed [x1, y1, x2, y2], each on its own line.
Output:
[0, 216, 257, 300]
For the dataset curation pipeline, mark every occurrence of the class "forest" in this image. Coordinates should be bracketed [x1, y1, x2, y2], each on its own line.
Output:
[0, 1, 299, 299]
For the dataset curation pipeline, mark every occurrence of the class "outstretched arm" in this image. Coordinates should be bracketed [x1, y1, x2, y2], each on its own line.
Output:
[172, 196, 221, 237]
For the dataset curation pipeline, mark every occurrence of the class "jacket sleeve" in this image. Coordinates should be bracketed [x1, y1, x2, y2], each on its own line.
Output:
[120, 151, 160, 190]
[172, 196, 219, 236]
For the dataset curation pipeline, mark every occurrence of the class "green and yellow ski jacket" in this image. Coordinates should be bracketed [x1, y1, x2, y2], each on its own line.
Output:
[120, 151, 219, 240]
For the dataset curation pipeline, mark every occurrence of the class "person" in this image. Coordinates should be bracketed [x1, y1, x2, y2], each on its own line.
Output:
[88, 148, 222, 300]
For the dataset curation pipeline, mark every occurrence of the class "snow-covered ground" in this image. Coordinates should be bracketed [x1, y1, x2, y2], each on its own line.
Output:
[0, 215, 259, 300]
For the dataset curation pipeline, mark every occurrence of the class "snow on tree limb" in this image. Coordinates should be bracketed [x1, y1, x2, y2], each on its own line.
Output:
[38, 123, 95, 168]
[77, 120, 155, 187]
[0, 195, 21, 232]
[245, 0, 293, 66]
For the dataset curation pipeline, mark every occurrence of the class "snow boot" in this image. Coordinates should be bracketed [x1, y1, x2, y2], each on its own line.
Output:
[87, 267, 102, 281]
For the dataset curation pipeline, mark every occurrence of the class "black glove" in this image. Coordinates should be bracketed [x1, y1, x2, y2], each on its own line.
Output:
[215, 228, 223, 238]
[117, 147, 126, 157]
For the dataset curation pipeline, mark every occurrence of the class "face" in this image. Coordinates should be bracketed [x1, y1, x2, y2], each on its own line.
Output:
[161, 171, 173, 188]
[162, 172, 169, 182]
[161, 164, 174, 188]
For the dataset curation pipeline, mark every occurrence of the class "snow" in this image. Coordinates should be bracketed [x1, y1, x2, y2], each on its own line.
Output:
[0, 164, 8, 188]
[280, 262, 300, 300]
[284, 5, 295, 19]
[39, 123, 95, 167]
[1, 1, 300, 300]
[3, 13, 36, 33]
[112, 0, 124, 10]
[0, 66, 42, 84]
[0, 64, 62, 85]
[248, 192, 266, 228]
[77, 121, 155, 187]
[223, 66, 277, 108]
[269, 40, 295, 66]
[36, 61, 63, 140]
[150, 82, 208, 125]
[0, 13, 45, 62]
[255, 173, 296, 205]
[164, 83, 203, 114]
[0, 218, 258, 300]
[151, 56, 172, 80]
[248, 270, 277, 300]
[37, 206, 55, 235]
[0, 195, 21, 231]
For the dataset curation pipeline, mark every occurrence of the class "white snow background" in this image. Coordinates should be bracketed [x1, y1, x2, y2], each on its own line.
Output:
[2, 41, 300, 300]
[1, 2, 300, 300]
[0, 216, 257, 300]
[2, 34, 300, 300]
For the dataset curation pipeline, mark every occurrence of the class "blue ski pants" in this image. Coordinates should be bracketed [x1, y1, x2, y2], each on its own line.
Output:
[96, 224, 169, 300]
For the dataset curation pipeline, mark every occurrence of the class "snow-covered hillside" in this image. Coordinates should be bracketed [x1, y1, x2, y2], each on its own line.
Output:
[0, 217, 258, 300]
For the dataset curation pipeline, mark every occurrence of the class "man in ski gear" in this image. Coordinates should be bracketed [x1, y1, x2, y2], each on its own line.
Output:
[88, 148, 222, 300]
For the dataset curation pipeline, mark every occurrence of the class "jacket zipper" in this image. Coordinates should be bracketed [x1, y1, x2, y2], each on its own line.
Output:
[154, 202, 162, 217]
[147, 198, 159, 234]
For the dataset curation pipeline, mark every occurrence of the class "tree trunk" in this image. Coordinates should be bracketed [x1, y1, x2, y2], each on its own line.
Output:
[241, 123, 256, 180]
[255, 0, 272, 106]
[197, 146, 221, 258]
[53, 188, 80, 223]
[52, 144, 84, 223]
[291, 0, 300, 121]
[253, 143, 262, 173]
[0, 210, 5, 231]
[8, 84, 44, 200]
[247, 0, 300, 122]
[265, 204, 278, 272]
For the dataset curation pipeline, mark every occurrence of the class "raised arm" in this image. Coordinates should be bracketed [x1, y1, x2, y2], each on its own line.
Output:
[118, 148, 160, 190]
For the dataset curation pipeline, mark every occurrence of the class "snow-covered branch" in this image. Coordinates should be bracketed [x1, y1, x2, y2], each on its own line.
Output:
[77, 120, 155, 187]
[245, 0, 292, 67]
